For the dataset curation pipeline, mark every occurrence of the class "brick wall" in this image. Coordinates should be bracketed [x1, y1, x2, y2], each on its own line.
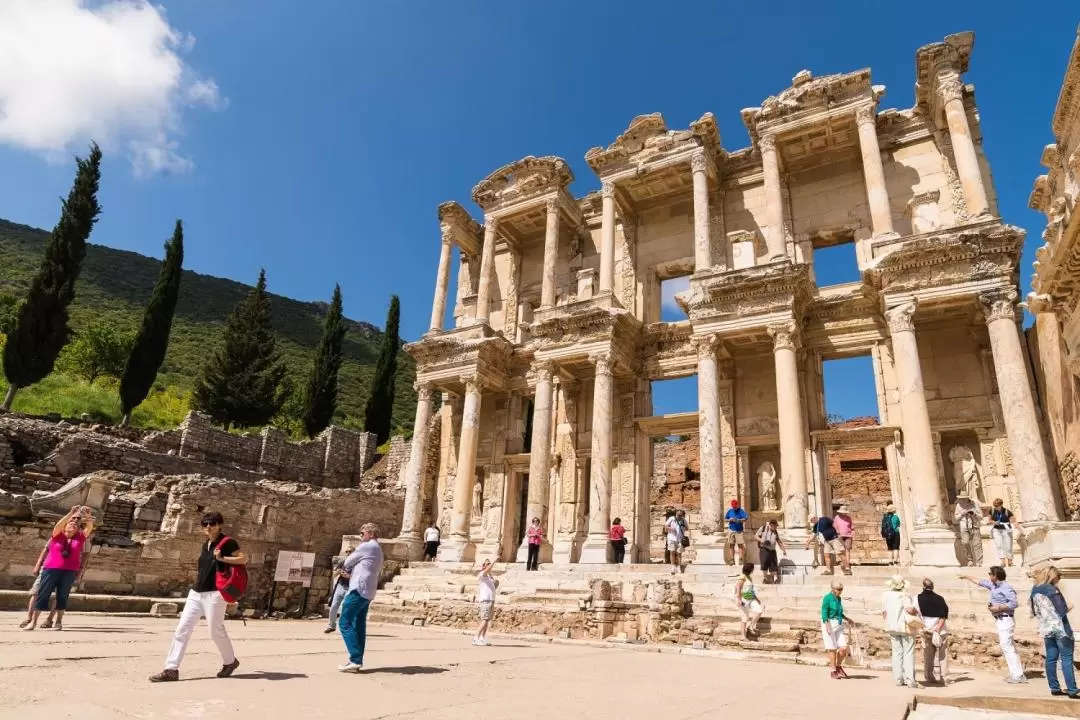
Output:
[828, 444, 892, 565]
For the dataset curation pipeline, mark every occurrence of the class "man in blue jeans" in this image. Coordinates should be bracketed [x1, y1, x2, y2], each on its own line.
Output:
[338, 523, 383, 673]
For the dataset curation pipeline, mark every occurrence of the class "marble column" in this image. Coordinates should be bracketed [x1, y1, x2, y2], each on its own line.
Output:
[441, 375, 482, 562]
[580, 351, 614, 563]
[694, 333, 727, 563]
[768, 322, 809, 532]
[519, 361, 555, 563]
[886, 302, 954, 565]
[475, 217, 498, 325]
[938, 74, 989, 217]
[691, 150, 712, 272]
[760, 134, 786, 261]
[398, 383, 435, 557]
[599, 182, 616, 293]
[855, 104, 895, 237]
[540, 198, 560, 309]
[981, 289, 1062, 521]
[429, 235, 454, 332]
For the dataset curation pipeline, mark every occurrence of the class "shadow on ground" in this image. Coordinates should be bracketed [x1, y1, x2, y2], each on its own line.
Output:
[359, 666, 448, 675]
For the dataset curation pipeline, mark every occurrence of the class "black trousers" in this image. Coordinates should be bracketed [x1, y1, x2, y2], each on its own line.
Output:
[611, 540, 625, 564]
[526, 543, 540, 570]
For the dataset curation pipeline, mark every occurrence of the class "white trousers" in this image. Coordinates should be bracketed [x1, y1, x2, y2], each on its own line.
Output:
[991, 527, 1014, 560]
[996, 616, 1024, 679]
[165, 589, 235, 670]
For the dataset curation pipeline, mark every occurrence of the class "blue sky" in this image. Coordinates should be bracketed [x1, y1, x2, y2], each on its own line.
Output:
[0, 1, 1074, 422]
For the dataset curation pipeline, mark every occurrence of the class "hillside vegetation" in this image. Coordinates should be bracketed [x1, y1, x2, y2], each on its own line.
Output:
[0, 218, 416, 433]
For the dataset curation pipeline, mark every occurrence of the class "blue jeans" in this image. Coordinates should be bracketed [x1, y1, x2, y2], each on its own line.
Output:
[339, 591, 370, 665]
[1045, 635, 1078, 695]
[327, 584, 347, 629]
[35, 569, 77, 611]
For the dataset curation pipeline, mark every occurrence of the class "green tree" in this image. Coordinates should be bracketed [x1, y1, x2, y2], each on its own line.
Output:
[302, 284, 346, 438]
[364, 294, 400, 444]
[2, 143, 102, 409]
[191, 269, 287, 428]
[57, 320, 133, 384]
[119, 220, 185, 424]
[0, 293, 18, 335]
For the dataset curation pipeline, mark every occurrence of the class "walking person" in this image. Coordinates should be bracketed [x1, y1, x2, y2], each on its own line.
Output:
[665, 509, 688, 574]
[989, 499, 1021, 567]
[662, 507, 676, 564]
[755, 519, 786, 584]
[882, 575, 921, 688]
[833, 504, 854, 575]
[960, 566, 1026, 683]
[609, 517, 627, 565]
[725, 500, 749, 566]
[881, 503, 901, 566]
[914, 578, 950, 685]
[423, 523, 441, 561]
[337, 522, 383, 673]
[955, 493, 983, 567]
[473, 559, 498, 646]
[735, 562, 764, 639]
[149, 512, 243, 682]
[1031, 566, 1078, 698]
[821, 578, 856, 679]
[525, 517, 543, 571]
[807, 515, 843, 575]
[323, 548, 354, 634]
[26, 506, 94, 632]
[19, 541, 58, 630]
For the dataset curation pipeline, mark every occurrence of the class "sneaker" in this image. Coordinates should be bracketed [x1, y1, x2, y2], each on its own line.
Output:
[842, 569, 853, 576]
[1069, 693, 1080, 699]
[323, 627, 335, 634]
[149, 669, 179, 683]
[1051, 690, 1066, 696]
[52, 623, 62, 631]
[216, 659, 239, 678]
[1005, 676, 1028, 684]
[897, 680, 905, 687]
[907, 682, 923, 689]
[477, 638, 490, 646]
[472, 638, 482, 646]
[337, 662, 362, 673]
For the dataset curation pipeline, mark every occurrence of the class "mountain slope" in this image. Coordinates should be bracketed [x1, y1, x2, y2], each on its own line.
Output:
[0, 218, 417, 432]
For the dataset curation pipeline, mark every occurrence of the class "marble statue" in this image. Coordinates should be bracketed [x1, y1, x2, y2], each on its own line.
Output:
[758, 461, 778, 512]
[472, 480, 483, 518]
[949, 445, 983, 502]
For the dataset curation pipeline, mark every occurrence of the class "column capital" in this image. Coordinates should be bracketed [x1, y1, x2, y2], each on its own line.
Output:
[980, 288, 1020, 324]
[691, 333, 723, 360]
[544, 197, 559, 215]
[589, 350, 614, 376]
[440, 226, 454, 245]
[936, 73, 964, 104]
[483, 215, 500, 233]
[413, 381, 435, 401]
[690, 149, 708, 174]
[601, 181, 615, 199]
[531, 359, 555, 382]
[759, 133, 777, 154]
[767, 321, 799, 351]
[854, 103, 877, 127]
[1027, 292, 1054, 315]
[459, 374, 483, 394]
[885, 302, 917, 334]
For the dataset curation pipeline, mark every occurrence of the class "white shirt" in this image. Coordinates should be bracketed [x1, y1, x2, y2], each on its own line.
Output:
[665, 517, 685, 543]
[344, 539, 384, 601]
[881, 590, 915, 634]
[424, 527, 440, 542]
[477, 573, 496, 603]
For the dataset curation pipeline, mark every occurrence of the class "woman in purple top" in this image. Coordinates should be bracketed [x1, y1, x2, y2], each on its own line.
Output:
[26, 505, 95, 631]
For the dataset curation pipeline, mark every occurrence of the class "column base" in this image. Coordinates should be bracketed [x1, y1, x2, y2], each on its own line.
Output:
[515, 540, 553, 564]
[578, 536, 612, 564]
[385, 536, 424, 562]
[436, 536, 476, 563]
[778, 529, 816, 568]
[473, 539, 503, 564]
[691, 536, 730, 565]
[1024, 521, 1080, 600]
[910, 525, 960, 567]
[551, 536, 584, 565]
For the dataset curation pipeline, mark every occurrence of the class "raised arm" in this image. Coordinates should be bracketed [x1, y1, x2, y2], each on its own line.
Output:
[50, 507, 78, 537]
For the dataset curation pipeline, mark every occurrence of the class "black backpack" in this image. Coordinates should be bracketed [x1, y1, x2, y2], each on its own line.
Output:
[880, 513, 892, 538]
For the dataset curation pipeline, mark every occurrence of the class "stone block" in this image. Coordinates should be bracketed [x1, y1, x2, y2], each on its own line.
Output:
[150, 602, 179, 617]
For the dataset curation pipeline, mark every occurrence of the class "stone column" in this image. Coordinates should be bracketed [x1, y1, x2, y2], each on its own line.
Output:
[694, 333, 727, 563]
[886, 302, 954, 565]
[981, 289, 1061, 521]
[441, 375, 482, 562]
[398, 383, 435, 556]
[938, 74, 989, 217]
[855, 104, 895, 237]
[519, 361, 555, 563]
[475, 217, 498, 325]
[599, 182, 616, 293]
[428, 235, 454, 332]
[540, 198, 560, 309]
[760, 134, 786, 261]
[580, 351, 614, 563]
[768, 322, 809, 532]
[691, 150, 712, 272]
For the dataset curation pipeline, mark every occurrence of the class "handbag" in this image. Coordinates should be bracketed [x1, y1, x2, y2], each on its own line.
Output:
[680, 536, 690, 548]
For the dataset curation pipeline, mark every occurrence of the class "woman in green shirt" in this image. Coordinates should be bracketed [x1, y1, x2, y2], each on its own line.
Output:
[821, 579, 857, 679]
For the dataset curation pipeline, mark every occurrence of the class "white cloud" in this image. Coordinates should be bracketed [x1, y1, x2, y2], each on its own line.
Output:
[0, 0, 223, 175]
[661, 276, 690, 313]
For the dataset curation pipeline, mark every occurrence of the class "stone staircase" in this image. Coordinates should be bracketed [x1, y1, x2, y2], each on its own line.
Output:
[371, 562, 1046, 671]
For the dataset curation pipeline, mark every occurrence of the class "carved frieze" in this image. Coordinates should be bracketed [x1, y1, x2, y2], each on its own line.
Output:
[680, 261, 813, 325]
[584, 112, 721, 177]
[472, 156, 573, 211]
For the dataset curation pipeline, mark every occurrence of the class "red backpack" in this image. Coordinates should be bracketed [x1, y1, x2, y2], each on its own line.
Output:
[215, 536, 248, 603]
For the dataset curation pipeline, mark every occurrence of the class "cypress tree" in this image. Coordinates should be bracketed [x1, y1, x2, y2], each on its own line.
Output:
[191, 269, 287, 428]
[2, 143, 102, 410]
[119, 220, 185, 424]
[301, 284, 346, 438]
[364, 295, 400, 444]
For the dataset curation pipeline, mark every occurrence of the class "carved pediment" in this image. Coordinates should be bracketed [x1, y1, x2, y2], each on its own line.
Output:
[742, 69, 874, 136]
[914, 31, 974, 114]
[472, 156, 573, 211]
[586, 112, 721, 175]
[677, 261, 814, 323]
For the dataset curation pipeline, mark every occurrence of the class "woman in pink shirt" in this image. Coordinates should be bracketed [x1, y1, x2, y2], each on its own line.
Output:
[832, 505, 854, 576]
[609, 518, 627, 564]
[525, 518, 543, 571]
[26, 505, 95, 631]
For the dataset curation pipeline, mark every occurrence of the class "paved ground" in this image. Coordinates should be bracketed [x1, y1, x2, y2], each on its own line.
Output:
[0, 612, 1074, 719]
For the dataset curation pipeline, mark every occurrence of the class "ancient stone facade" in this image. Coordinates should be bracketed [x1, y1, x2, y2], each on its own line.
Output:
[392, 31, 1062, 568]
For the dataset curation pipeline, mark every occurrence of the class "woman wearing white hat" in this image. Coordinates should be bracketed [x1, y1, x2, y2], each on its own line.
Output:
[882, 575, 922, 688]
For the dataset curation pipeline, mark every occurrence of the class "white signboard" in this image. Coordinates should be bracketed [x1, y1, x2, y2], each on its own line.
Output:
[273, 551, 316, 587]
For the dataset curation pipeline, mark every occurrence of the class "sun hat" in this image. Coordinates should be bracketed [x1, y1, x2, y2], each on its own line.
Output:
[885, 575, 908, 592]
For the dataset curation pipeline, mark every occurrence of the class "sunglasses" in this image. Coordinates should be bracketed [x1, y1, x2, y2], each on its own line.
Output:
[201, 521, 220, 528]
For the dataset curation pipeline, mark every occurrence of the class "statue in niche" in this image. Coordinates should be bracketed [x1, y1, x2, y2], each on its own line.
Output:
[472, 479, 484, 518]
[758, 462, 778, 512]
[949, 445, 983, 503]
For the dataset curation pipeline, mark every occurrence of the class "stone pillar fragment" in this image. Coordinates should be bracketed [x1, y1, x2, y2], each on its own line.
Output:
[519, 361, 555, 563]
[855, 104, 895, 237]
[694, 334, 727, 564]
[768, 322, 809, 532]
[938, 74, 989, 217]
[541, 199, 560, 309]
[475, 218, 498, 325]
[398, 384, 435, 558]
[580, 352, 614, 562]
[429, 236, 453, 333]
[440, 376, 482, 562]
[980, 289, 1061, 521]
[691, 151, 712, 272]
[599, 183, 616, 293]
[760, 134, 786, 261]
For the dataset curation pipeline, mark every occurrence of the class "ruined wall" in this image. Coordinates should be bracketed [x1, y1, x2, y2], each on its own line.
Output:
[827, 445, 892, 564]
[1028, 319, 1080, 517]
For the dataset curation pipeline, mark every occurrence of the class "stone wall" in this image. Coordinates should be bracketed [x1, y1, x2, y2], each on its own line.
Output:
[1027, 322, 1080, 517]
[828, 444, 893, 564]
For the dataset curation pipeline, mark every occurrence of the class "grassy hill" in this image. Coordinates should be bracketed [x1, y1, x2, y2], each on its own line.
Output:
[0, 218, 417, 433]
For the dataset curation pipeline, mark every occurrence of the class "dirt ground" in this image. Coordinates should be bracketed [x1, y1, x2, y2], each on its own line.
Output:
[0, 612, 1070, 719]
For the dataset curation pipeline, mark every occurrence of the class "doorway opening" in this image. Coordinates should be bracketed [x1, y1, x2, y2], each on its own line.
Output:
[515, 472, 530, 548]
